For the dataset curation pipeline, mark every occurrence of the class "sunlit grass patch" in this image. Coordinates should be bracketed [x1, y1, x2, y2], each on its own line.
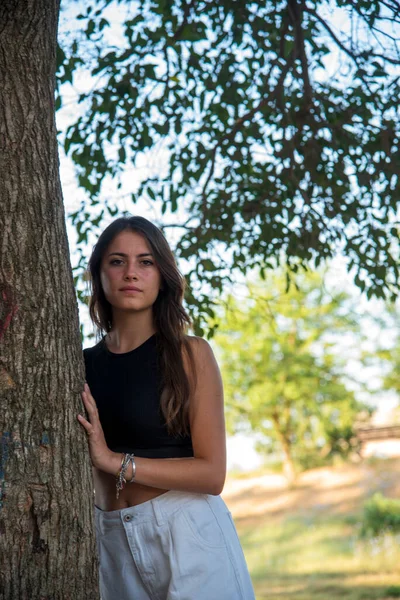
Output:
[236, 515, 400, 600]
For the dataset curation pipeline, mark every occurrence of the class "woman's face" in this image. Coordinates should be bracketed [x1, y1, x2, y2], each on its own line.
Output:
[100, 230, 162, 314]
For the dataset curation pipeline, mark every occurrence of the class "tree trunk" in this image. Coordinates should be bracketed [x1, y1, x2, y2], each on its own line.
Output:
[280, 435, 296, 485]
[271, 412, 296, 484]
[0, 2, 99, 598]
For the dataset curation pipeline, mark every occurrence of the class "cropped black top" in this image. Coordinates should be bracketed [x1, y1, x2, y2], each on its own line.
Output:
[83, 334, 193, 458]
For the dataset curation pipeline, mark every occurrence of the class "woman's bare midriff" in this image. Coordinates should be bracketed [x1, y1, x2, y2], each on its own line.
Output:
[93, 467, 167, 510]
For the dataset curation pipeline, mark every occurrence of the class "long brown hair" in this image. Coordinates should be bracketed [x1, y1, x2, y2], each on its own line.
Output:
[87, 215, 195, 436]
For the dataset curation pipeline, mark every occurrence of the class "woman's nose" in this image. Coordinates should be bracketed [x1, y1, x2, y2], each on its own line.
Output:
[124, 263, 138, 280]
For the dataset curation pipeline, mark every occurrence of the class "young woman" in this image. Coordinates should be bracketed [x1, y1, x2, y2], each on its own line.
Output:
[78, 215, 255, 600]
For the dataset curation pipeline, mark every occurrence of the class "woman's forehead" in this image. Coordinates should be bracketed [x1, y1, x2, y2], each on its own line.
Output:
[106, 230, 151, 253]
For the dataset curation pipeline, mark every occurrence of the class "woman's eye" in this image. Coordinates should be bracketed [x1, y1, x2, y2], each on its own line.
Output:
[109, 259, 154, 266]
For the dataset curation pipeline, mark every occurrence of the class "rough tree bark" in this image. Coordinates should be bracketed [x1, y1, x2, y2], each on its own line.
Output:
[0, 1, 99, 598]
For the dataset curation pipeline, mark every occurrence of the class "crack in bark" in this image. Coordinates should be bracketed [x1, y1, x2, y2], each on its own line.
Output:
[28, 486, 49, 554]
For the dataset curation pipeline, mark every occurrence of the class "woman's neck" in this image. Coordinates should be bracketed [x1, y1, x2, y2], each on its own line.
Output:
[106, 311, 156, 353]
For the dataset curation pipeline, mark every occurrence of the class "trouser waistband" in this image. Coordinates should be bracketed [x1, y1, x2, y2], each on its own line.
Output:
[95, 490, 215, 532]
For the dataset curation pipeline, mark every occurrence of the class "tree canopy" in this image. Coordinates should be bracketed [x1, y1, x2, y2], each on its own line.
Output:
[58, 0, 400, 327]
[212, 271, 371, 479]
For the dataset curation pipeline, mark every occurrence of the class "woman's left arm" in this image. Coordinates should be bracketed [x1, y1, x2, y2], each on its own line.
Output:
[79, 337, 227, 495]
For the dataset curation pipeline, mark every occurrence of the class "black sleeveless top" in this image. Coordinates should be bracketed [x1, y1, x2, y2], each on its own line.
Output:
[83, 334, 193, 458]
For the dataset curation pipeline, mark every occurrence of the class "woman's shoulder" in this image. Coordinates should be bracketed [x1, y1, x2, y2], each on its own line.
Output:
[83, 339, 103, 354]
[183, 335, 216, 367]
[184, 334, 211, 351]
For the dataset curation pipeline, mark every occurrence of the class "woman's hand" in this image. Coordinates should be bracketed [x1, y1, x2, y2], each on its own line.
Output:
[78, 383, 113, 471]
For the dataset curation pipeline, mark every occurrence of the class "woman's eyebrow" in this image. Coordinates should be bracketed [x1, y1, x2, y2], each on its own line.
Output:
[107, 252, 153, 257]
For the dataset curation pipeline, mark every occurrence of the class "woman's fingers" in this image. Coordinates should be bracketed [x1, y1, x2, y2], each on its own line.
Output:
[81, 394, 94, 420]
[77, 413, 91, 430]
[79, 383, 101, 433]
[77, 384, 110, 469]
[85, 385, 99, 413]
[81, 390, 94, 411]
[81, 386, 99, 417]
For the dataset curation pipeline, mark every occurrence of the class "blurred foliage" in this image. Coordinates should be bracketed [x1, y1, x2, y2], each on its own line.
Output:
[375, 303, 400, 398]
[212, 270, 371, 478]
[57, 0, 400, 331]
[360, 492, 400, 537]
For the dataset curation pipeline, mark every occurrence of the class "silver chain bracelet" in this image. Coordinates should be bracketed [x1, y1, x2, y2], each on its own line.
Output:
[116, 453, 135, 499]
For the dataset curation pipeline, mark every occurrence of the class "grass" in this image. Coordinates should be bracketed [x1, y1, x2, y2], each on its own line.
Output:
[238, 516, 400, 599]
[225, 460, 400, 600]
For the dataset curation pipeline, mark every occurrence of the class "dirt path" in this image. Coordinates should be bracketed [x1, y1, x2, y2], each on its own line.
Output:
[222, 458, 400, 525]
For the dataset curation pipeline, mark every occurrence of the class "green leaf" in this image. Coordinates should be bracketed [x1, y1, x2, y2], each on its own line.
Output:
[59, 0, 400, 311]
[106, 205, 118, 216]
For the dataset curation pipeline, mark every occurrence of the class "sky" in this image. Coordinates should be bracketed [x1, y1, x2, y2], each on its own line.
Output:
[57, 1, 400, 471]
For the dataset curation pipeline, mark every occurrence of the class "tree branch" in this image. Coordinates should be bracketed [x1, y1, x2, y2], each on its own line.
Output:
[314, 1, 400, 65]
[287, 0, 313, 108]
[304, 7, 361, 66]
[199, 52, 296, 217]
[171, 0, 198, 42]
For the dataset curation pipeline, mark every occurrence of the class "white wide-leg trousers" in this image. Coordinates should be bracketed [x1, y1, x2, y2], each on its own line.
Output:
[95, 490, 255, 600]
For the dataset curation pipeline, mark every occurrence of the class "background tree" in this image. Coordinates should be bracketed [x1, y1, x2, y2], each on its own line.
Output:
[58, 0, 400, 329]
[212, 271, 370, 481]
[0, 1, 98, 598]
[375, 303, 400, 402]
